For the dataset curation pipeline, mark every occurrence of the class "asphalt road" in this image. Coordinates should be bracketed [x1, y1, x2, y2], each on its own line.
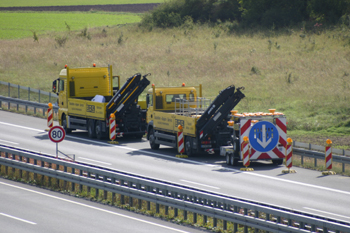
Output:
[1, 110, 350, 224]
[0, 178, 205, 233]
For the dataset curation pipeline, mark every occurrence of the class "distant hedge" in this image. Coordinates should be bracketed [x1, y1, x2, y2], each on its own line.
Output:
[140, 0, 350, 28]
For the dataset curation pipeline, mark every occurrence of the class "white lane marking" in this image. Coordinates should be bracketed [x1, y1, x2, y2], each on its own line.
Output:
[180, 180, 220, 190]
[0, 181, 190, 233]
[0, 213, 37, 225]
[303, 207, 350, 220]
[2, 121, 350, 197]
[0, 139, 19, 144]
[0, 122, 43, 132]
[78, 157, 112, 166]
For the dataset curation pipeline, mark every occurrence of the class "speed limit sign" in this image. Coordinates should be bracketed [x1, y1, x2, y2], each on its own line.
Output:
[48, 126, 66, 143]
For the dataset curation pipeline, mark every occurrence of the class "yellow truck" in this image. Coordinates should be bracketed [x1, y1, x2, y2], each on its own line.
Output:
[52, 65, 150, 139]
[146, 84, 245, 156]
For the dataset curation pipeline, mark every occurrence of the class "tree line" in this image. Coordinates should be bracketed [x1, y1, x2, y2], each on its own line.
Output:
[140, 0, 350, 28]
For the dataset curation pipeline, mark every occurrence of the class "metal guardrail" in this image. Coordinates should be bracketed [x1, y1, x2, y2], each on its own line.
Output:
[293, 147, 350, 173]
[0, 80, 57, 103]
[0, 96, 58, 116]
[294, 141, 350, 157]
[0, 145, 349, 233]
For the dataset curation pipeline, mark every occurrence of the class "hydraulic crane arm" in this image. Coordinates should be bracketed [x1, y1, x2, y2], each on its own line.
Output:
[106, 73, 150, 118]
[196, 86, 245, 139]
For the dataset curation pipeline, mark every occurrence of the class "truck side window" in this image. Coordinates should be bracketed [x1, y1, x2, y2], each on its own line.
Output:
[146, 94, 153, 107]
[59, 79, 64, 92]
[189, 93, 194, 102]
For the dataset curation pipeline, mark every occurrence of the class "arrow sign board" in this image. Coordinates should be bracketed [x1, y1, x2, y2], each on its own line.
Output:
[249, 121, 279, 152]
[48, 126, 66, 143]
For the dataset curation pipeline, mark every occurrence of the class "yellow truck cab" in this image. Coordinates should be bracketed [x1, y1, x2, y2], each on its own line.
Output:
[146, 83, 245, 156]
[52, 65, 150, 139]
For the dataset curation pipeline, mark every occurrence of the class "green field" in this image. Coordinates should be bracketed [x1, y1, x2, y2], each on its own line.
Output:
[0, 12, 141, 39]
[0, 0, 162, 7]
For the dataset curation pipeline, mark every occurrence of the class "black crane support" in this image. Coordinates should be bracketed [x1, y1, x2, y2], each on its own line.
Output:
[106, 73, 150, 118]
[196, 85, 245, 139]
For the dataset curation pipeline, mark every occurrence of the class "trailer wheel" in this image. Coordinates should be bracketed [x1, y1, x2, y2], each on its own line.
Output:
[230, 154, 238, 166]
[149, 128, 159, 150]
[226, 153, 230, 165]
[88, 119, 96, 138]
[272, 159, 283, 166]
[62, 115, 72, 134]
[95, 121, 104, 140]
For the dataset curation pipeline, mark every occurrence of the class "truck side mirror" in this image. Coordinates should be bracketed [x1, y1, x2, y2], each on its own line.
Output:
[52, 80, 57, 93]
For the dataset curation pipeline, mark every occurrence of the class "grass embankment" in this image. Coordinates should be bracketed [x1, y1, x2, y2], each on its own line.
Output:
[0, 0, 163, 7]
[0, 12, 142, 39]
[0, 21, 350, 149]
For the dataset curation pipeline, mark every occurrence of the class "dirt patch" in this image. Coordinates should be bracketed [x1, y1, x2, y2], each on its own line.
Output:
[0, 4, 159, 13]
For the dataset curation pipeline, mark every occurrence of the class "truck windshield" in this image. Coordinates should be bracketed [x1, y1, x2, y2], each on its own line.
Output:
[166, 94, 187, 103]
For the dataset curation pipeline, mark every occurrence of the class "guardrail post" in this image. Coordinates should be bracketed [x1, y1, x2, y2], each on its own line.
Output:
[18, 155, 23, 179]
[87, 172, 91, 194]
[40, 160, 45, 184]
[103, 176, 107, 200]
[223, 219, 227, 230]
[33, 159, 37, 180]
[17, 85, 19, 111]
[4, 152, 9, 174]
[213, 217, 217, 228]
[121, 194, 125, 205]
[79, 170, 83, 192]
[111, 177, 116, 205]
[25, 156, 30, 181]
[146, 185, 151, 210]
[96, 187, 99, 199]
[71, 168, 75, 192]
[129, 182, 133, 208]
[63, 166, 67, 188]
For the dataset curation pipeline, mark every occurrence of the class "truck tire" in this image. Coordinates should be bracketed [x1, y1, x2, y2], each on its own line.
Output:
[149, 128, 159, 150]
[95, 121, 104, 140]
[185, 136, 193, 157]
[62, 115, 72, 134]
[88, 119, 96, 138]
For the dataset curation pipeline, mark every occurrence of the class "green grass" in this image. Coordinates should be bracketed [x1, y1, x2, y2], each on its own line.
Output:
[0, 0, 163, 7]
[0, 12, 142, 39]
[0, 20, 350, 149]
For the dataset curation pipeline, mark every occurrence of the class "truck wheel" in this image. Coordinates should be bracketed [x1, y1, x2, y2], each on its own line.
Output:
[273, 159, 284, 166]
[149, 128, 159, 150]
[62, 115, 72, 134]
[185, 136, 193, 157]
[95, 121, 104, 140]
[88, 119, 96, 138]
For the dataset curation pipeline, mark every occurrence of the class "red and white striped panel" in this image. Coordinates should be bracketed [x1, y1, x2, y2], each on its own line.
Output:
[239, 117, 287, 160]
[47, 108, 53, 128]
[325, 146, 332, 170]
[285, 144, 293, 168]
[109, 117, 116, 141]
[178, 131, 184, 153]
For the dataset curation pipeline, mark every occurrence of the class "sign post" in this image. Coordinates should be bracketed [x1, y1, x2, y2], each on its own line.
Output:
[48, 126, 66, 158]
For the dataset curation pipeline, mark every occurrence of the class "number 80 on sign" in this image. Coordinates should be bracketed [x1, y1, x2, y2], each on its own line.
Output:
[48, 126, 66, 143]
